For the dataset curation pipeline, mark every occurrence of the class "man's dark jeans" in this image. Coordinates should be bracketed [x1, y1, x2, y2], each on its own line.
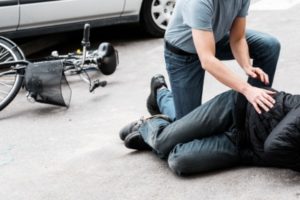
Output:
[165, 29, 281, 120]
[139, 91, 240, 175]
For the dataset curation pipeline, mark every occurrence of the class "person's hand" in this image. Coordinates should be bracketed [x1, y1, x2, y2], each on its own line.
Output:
[243, 86, 276, 114]
[244, 66, 269, 85]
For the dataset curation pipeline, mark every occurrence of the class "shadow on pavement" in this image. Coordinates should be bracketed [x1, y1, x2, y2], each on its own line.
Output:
[14, 24, 153, 59]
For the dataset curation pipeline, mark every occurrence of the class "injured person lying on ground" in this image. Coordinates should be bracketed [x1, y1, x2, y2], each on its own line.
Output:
[119, 74, 300, 176]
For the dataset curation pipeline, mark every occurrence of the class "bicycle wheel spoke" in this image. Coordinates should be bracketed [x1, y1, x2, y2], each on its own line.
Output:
[0, 89, 9, 95]
[0, 51, 10, 61]
[0, 39, 24, 110]
[0, 48, 6, 55]
[0, 69, 16, 76]
[0, 81, 13, 87]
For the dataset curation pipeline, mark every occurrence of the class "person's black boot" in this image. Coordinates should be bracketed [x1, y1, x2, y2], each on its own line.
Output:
[124, 131, 151, 151]
[146, 74, 168, 116]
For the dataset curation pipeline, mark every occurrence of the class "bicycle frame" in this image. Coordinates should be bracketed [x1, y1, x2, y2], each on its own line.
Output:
[0, 23, 118, 111]
[0, 56, 96, 88]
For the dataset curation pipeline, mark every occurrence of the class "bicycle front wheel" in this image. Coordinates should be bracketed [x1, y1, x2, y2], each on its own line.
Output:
[0, 37, 25, 111]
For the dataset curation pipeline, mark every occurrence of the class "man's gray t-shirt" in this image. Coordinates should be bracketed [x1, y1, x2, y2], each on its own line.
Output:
[165, 0, 251, 54]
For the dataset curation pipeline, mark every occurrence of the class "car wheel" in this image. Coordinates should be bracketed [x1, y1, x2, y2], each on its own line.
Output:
[141, 0, 176, 37]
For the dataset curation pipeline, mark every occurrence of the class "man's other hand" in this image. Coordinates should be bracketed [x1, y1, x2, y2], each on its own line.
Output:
[244, 66, 270, 85]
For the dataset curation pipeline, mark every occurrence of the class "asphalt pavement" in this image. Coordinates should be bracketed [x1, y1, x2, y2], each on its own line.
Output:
[1, 1, 300, 200]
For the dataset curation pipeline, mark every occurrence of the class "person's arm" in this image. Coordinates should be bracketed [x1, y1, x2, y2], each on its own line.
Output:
[229, 17, 269, 85]
[282, 93, 300, 112]
[192, 29, 275, 114]
[264, 106, 300, 170]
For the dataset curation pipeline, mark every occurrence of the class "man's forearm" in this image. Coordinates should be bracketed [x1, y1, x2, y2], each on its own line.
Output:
[201, 56, 250, 93]
[230, 37, 252, 69]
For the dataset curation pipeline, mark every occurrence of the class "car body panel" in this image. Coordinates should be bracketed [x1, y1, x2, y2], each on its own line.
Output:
[122, 0, 143, 16]
[18, 0, 126, 30]
[0, 0, 19, 32]
[0, 0, 159, 38]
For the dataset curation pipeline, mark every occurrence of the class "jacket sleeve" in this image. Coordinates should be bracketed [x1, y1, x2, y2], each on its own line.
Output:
[283, 93, 300, 113]
[264, 105, 300, 171]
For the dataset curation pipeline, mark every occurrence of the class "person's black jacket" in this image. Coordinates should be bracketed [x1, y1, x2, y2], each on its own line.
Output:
[235, 91, 300, 171]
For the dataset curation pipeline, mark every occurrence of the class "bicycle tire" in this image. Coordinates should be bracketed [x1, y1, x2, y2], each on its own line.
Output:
[0, 37, 25, 111]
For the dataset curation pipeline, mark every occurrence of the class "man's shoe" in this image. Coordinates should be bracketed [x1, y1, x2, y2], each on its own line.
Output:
[124, 131, 151, 151]
[147, 74, 168, 116]
[119, 119, 144, 141]
[122, 115, 171, 150]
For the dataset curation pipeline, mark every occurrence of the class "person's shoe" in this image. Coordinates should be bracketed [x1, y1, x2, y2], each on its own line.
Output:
[121, 115, 172, 150]
[124, 131, 151, 151]
[119, 118, 144, 141]
[146, 74, 168, 116]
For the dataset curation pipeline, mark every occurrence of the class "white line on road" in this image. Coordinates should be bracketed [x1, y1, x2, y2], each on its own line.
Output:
[250, 0, 300, 10]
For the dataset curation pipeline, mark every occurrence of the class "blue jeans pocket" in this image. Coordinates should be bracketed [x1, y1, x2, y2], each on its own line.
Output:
[164, 50, 198, 69]
[164, 50, 203, 88]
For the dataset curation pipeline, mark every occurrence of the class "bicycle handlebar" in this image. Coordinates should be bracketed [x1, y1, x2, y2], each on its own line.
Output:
[81, 24, 90, 48]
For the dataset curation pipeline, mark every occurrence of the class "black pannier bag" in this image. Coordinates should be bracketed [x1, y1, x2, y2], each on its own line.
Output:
[25, 60, 71, 107]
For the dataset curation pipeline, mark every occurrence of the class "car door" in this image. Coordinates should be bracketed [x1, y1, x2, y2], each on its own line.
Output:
[18, 0, 125, 29]
[0, 0, 19, 33]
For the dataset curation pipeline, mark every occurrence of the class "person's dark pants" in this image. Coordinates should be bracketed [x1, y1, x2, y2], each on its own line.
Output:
[139, 90, 240, 175]
[164, 29, 281, 120]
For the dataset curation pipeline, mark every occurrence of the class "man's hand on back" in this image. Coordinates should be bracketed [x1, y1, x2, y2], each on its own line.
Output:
[243, 86, 276, 114]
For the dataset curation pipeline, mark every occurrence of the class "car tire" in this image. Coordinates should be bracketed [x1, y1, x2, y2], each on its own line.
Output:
[140, 0, 176, 37]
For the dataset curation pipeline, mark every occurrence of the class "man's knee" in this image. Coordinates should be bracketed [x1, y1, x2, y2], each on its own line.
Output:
[167, 136, 240, 176]
[249, 31, 281, 60]
[167, 146, 195, 176]
[167, 143, 224, 176]
[262, 36, 281, 56]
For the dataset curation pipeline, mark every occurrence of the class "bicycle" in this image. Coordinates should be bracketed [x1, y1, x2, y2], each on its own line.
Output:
[0, 24, 119, 111]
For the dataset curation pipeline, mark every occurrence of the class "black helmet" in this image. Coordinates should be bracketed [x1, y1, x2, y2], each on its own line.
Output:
[97, 43, 118, 75]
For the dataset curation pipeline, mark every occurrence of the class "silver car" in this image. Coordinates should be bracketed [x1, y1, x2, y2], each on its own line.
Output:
[0, 0, 175, 38]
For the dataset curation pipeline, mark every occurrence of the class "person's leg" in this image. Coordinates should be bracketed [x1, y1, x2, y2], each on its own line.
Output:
[164, 48, 205, 120]
[161, 30, 280, 121]
[145, 74, 176, 120]
[139, 90, 237, 158]
[156, 87, 176, 121]
[247, 30, 280, 87]
[216, 29, 280, 87]
[168, 133, 240, 176]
